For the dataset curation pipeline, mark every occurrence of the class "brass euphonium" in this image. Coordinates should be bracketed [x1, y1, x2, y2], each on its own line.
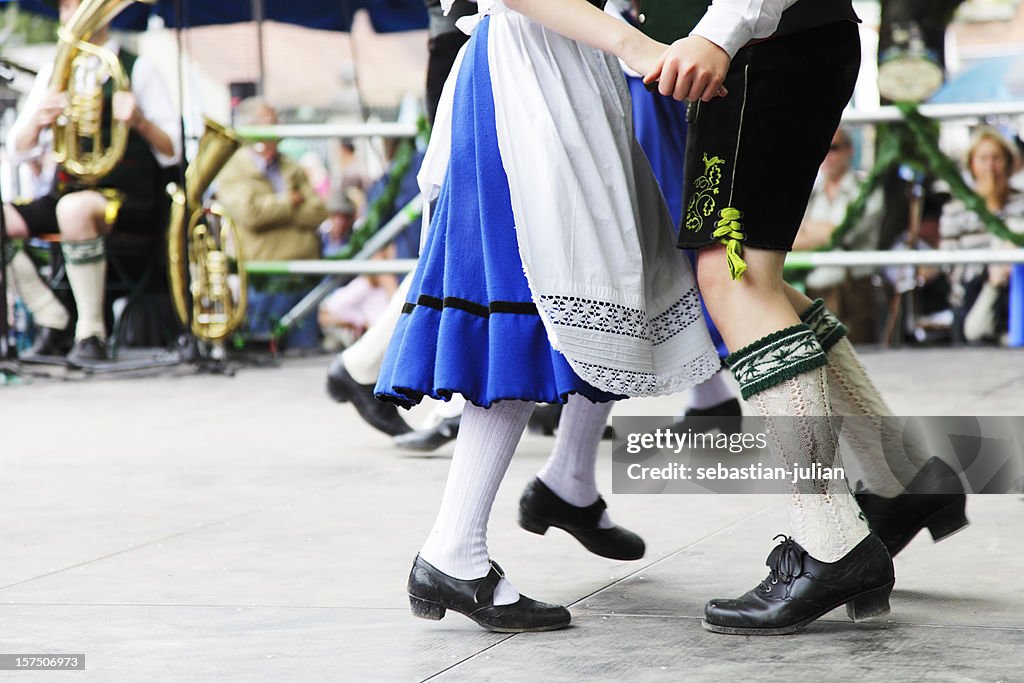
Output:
[167, 118, 248, 342]
[50, 0, 156, 184]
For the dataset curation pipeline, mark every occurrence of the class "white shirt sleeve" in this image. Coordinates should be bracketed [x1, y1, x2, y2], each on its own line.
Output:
[5, 64, 55, 165]
[691, 0, 802, 58]
[130, 55, 182, 167]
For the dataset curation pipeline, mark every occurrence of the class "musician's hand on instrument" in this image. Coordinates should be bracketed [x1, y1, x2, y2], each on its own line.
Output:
[112, 91, 142, 127]
[36, 91, 67, 128]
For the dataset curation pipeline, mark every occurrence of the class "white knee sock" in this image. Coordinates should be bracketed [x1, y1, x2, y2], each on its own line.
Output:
[686, 370, 736, 410]
[341, 274, 411, 384]
[419, 400, 532, 606]
[61, 237, 107, 341]
[5, 251, 70, 330]
[827, 338, 924, 498]
[748, 366, 870, 562]
[537, 396, 615, 529]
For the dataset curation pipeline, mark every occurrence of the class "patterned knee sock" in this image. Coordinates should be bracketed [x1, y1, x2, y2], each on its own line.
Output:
[728, 324, 869, 562]
[61, 237, 107, 341]
[537, 395, 615, 529]
[801, 299, 923, 497]
[419, 400, 533, 606]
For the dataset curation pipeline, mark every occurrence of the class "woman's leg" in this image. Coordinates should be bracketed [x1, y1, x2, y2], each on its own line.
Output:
[412, 400, 571, 632]
[521, 395, 645, 560]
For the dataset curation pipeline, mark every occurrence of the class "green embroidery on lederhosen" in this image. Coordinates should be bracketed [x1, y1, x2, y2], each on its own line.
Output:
[713, 207, 747, 280]
[684, 153, 725, 233]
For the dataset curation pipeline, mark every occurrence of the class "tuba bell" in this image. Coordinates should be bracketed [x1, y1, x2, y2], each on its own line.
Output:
[49, 0, 156, 184]
[167, 118, 248, 343]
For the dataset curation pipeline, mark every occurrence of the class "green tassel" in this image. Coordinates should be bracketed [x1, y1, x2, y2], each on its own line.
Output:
[713, 207, 747, 281]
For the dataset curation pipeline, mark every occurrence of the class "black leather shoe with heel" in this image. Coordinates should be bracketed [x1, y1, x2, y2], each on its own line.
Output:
[518, 478, 645, 561]
[702, 534, 895, 635]
[856, 457, 968, 557]
[326, 356, 411, 436]
[407, 555, 570, 632]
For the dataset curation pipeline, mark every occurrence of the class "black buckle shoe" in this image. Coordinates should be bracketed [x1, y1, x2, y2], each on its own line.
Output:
[671, 398, 743, 436]
[702, 534, 895, 635]
[67, 336, 108, 366]
[393, 416, 460, 452]
[326, 356, 411, 436]
[856, 457, 968, 558]
[518, 478, 645, 560]
[407, 555, 570, 633]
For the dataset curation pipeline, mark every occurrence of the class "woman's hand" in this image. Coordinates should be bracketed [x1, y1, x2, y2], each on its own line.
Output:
[643, 35, 731, 102]
[620, 33, 670, 81]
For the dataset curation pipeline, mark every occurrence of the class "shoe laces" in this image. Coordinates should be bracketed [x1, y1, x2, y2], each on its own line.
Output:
[759, 535, 805, 593]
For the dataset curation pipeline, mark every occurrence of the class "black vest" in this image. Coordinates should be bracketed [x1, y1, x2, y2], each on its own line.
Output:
[638, 0, 859, 46]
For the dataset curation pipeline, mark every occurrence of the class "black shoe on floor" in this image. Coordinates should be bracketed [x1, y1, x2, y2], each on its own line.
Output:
[518, 477, 645, 560]
[393, 416, 460, 452]
[702, 534, 894, 636]
[20, 326, 73, 360]
[671, 398, 743, 436]
[856, 457, 968, 558]
[67, 336, 108, 366]
[407, 555, 571, 633]
[326, 356, 411, 436]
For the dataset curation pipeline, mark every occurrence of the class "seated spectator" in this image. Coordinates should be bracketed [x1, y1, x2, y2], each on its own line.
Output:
[318, 247, 399, 350]
[321, 186, 363, 258]
[792, 127, 883, 343]
[215, 97, 328, 349]
[939, 127, 1024, 345]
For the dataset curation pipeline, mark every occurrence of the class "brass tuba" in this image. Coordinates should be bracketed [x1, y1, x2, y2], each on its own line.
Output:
[167, 118, 248, 343]
[50, 0, 156, 184]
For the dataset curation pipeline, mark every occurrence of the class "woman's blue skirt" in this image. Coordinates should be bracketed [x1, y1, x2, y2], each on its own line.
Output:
[375, 18, 619, 409]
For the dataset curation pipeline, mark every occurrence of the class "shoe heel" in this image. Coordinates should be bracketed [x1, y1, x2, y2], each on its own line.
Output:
[409, 595, 446, 621]
[518, 511, 550, 536]
[845, 582, 893, 622]
[926, 500, 969, 542]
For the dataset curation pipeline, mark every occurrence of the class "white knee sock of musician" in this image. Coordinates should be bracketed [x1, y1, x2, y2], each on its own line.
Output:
[537, 395, 615, 529]
[728, 324, 869, 562]
[61, 237, 107, 341]
[419, 399, 532, 606]
[5, 250, 70, 330]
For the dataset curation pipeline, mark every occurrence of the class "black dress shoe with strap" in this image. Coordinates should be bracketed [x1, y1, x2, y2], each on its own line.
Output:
[67, 336, 108, 366]
[518, 478, 645, 561]
[20, 326, 73, 361]
[326, 356, 411, 437]
[407, 555, 570, 633]
[856, 457, 968, 558]
[393, 416, 460, 452]
[702, 534, 894, 636]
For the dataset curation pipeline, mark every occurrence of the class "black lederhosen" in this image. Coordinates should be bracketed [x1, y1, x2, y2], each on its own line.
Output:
[679, 20, 861, 253]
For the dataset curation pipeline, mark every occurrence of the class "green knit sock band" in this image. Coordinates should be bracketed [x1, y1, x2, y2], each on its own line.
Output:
[726, 323, 827, 400]
[61, 236, 106, 265]
[799, 298, 848, 353]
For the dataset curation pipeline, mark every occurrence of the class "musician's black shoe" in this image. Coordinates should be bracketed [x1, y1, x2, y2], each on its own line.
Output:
[326, 357, 411, 436]
[671, 398, 743, 436]
[518, 478, 645, 560]
[20, 326, 73, 360]
[408, 555, 570, 633]
[702, 534, 894, 635]
[393, 416, 460, 452]
[856, 457, 968, 558]
[67, 336, 108, 366]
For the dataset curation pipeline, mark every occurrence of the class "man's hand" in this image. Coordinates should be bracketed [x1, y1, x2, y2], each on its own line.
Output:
[289, 188, 304, 209]
[644, 35, 731, 102]
[35, 91, 67, 129]
[112, 91, 142, 127]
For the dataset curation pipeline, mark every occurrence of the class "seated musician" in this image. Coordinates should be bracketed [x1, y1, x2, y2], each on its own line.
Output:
[1, 0, 180, 364]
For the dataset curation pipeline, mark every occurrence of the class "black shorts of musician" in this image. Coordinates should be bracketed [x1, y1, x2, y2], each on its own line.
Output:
[679, 20, 861, 276]
[11, 188, 163, 239]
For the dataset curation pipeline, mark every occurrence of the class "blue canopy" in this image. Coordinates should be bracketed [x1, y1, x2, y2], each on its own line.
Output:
[12, 0, 428, 33]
